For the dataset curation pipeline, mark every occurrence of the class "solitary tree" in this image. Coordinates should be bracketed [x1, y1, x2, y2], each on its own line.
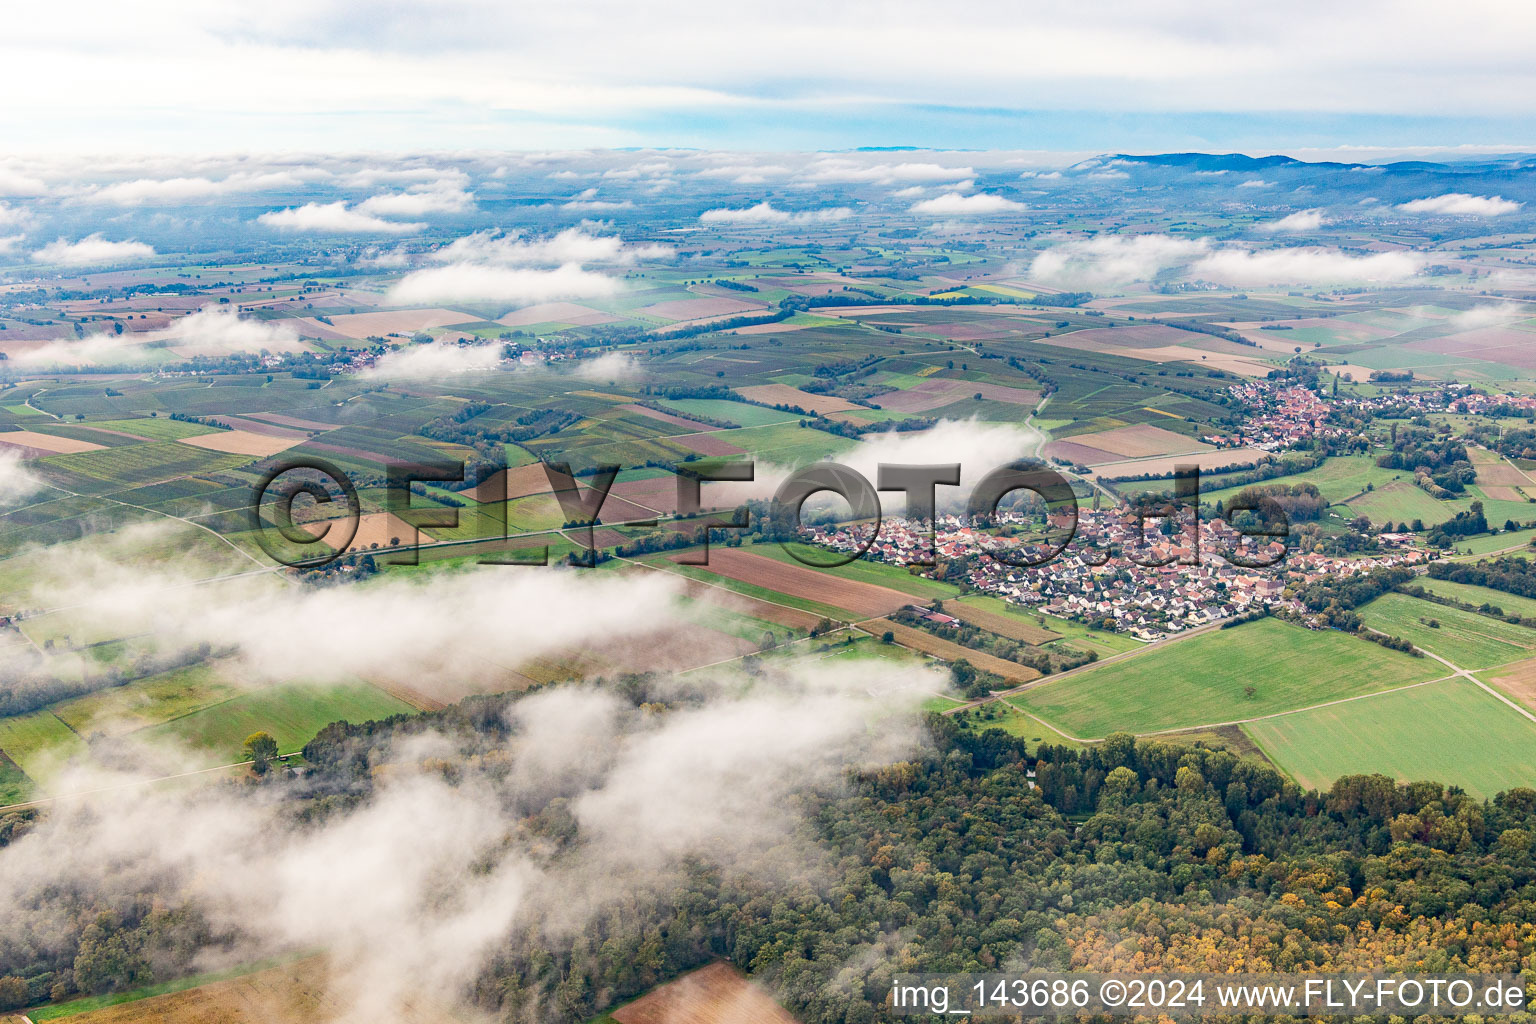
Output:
[243, 731, 279, 773]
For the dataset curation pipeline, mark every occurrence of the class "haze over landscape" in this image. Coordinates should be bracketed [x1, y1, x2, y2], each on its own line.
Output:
[1, 4, 1536, 1024]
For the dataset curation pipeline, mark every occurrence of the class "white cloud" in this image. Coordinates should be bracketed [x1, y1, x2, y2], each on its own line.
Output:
[573, 351, 641, 382]
[1237, 179, 1275, 189]
[258, 202, 425, 233]
[355, 183, 474, 217]
[0, 234, 24, 254]
[1028, 233, 1210, 289]
[363, 341, 504, 379]
[0, 168, 46, 196]
[7, 333, 150, 368]
[1397, 193, 1522, 216]
[1260, 209, 1328, 232]
[1449, 301, 1529, 329]
[698, 202, 851, 224]
[387, 262, 622, 306]
[164, 304, 307, 356]
[1188, 247, 1421, 287]
[431, 227, 670, 266]
[31, 233, 155, 265]
[80, 171, 308, 205]
[0, 201, 32, 228]
[802, 159, 975, 185]
[0, 449, 45, 506]
[910, 192, 1023, 215]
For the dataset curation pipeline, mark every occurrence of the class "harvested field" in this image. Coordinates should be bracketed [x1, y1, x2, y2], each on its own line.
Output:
[244, 413, 339, 432]
[864, 618, 1041, 684]
[1328, 364, 1380, 382]
[0, 429, 105, 454]
[1063, 424, 1206, 458]
[622, 403, 719, 430]
[640, 297, 764, 321]
[612, 476, 682, 514]
[1042, 440, 1120, 466]
[1483, 485, 1524, 502]
[317, 308, 478, 339]
[178, 430, 302, 457]
[949, 601, 1063, 644]
[676, 433, 747, 456]
[1487, 655, 1536, 713]
[735, 384, 859, 415]
[203, 415, 312, 439]
[1092, 446, 1271, 479]
[612, 962, 799, 1024]
[496, 301, 621, 327]
[471, 463, 554, 503]
[672, 548, 911, 617]
[302, 511, 434, 552]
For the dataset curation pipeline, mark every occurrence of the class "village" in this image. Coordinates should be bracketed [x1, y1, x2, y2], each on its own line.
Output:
[807, 506, 1428, 642]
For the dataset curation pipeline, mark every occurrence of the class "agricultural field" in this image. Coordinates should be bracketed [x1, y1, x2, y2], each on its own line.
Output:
[862, 617, 1042, 684]
[668, 548, 914, 618]
[1357, 592, 1536, 670]
[1412, 576, 1536, 619]
[1199, 454, 1410, 507]
[137, 680, 415, 767]
[1245, 677, 1536, 798]
[1014, 617, 1441, 738]
[946, 595, 1063, 644]
[606, 962, 798, 1024]
[742, 541, 961, 601]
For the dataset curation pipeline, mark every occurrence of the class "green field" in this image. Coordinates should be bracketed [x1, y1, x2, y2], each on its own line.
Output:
[955, 700, 1090, 749]
[0, 709, 88, 785]
[1245, 677, 1536, 798]
[51, 662, 244, 736]
[1015, 617, 1442, 738]
[713, 423, 855, 464]
[138, 680, 414, 765]
[1446, 527, 1536, 557]
[1345, 480, 1455, 526]
[86, 417, 222, 441]
[0, 752, 32, 804]
[659, 399, 798, 427]
[1201, 455, 1410, 507]
[1358, 592, 1536, 670]
[1414, 576, 1536, 619]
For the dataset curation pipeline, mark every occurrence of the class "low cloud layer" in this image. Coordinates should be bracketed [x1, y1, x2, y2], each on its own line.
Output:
[0, 449, 44, 506]
[1028, 234, 1210, 289]
[1398, 193, 1522, 216]
[387, 262, 621, 307]
[1260, 209, 1328, 233]
[258, 202, 426, 233]
[388, 228, 667, 307]
[0, 654, 934, 1022]
[1028, 233, 1420, 289]
[362, 341, 504, 379]
[572, 351, 642, 382]
[32, 234, 155, 265]
[910, 192, 1023, 215]
[1188, 247, 1420, 286]
[165, 305, 307, 357]
[699, 202, 851, 225]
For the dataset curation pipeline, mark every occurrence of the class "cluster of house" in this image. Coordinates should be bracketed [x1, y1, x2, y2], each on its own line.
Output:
[808, 509, 1427, 642]
[1204, 383, 1343, 450]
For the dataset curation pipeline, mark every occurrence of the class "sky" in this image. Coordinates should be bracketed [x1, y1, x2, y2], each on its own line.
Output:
[5, 0, 1536, 154]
